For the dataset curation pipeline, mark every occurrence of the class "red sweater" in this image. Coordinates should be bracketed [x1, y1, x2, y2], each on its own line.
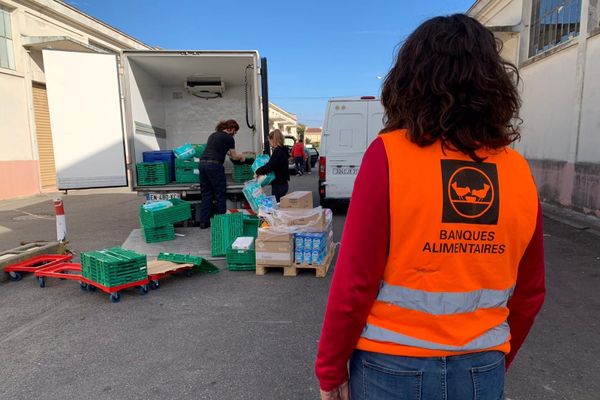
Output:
[292, 142, 305, 158]
[315, 138, 546, 391]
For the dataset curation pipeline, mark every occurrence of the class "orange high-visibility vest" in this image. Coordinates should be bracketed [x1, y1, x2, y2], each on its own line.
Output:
[356, 130, 539, 357]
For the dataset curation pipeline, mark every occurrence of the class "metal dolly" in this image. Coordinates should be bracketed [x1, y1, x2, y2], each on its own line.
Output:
[4, 254, 73, 281]
[34, 262, 149, 303]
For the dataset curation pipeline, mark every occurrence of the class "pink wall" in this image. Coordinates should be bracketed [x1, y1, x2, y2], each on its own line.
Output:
[0, 160, 41, 200]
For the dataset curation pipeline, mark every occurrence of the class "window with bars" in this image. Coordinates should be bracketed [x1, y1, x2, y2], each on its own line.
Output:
[0, 6, 15, 70]
[529, 0, 582, 57]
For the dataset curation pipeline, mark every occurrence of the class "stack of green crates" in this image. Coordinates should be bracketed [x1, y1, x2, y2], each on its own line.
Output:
[232, 163, 254, 183]
[226, 243, 256, 271]
[175, 159, 200, 184]
[210, 213, 244, 257]
[139, 198, 191, 227]
[81, 247, 147, 288]
[137, 162, 170, 186]
[139, 198, 191, 243]
[142, 224, 175, 243]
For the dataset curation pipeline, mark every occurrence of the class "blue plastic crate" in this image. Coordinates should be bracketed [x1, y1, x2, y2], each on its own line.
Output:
[143, 151, 175, 181]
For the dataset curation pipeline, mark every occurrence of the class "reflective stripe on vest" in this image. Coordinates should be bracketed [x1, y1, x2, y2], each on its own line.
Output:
[362, 321, 510, 351]
[376, 283, 514, 315]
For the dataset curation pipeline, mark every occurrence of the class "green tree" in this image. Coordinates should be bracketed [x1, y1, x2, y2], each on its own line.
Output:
[296, 124, 306, 141]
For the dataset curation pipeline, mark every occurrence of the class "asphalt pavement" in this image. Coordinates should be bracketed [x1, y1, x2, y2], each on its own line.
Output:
[0, 173, 598, 399]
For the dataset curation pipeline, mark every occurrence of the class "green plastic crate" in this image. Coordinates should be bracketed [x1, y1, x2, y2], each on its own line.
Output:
[175, 167, 200, 184]
[232, 164, 254, 183]
[210, 213, 244, 257]
[139, 198, 192, 228]
[81, 247, 147, 288]
[193, 144, 206, 158]
[143, 224, 175, 243]
[175, 158, 198, 168]
[195, 259, 220, 274]
[242, 215, 260, 238]
[227, 263, 256, 271]
[137, 162, 170, 186]
[157, 252, 203, 266]
[226, 247, 255, 267]
[156, 253, 219, 273]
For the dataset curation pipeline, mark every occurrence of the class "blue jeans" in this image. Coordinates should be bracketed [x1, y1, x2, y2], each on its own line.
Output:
[199, 162, 227, 225]
[350, 350, 505, 400]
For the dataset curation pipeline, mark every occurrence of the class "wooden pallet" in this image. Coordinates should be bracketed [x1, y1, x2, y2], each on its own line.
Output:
[255, 247, 334, 278]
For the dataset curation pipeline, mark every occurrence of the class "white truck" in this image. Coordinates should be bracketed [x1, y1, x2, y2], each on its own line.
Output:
[42, 49, 269, 207]
[318, 97, 385, 205]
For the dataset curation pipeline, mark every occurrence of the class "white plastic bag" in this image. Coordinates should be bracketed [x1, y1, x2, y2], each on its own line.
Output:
[258, 207, 332, 233]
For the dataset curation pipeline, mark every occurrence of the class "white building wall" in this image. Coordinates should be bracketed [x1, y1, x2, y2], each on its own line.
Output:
[469, 0, 600, 215]
[0, 75, 33, 160]
[517, 46, 579, 160]
[0, 0, 150, 199]
[578, 34, 600, 164]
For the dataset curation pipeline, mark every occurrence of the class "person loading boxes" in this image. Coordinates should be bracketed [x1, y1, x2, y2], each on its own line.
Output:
[199, 119, 245, 229]
[255, 129, 290, 202]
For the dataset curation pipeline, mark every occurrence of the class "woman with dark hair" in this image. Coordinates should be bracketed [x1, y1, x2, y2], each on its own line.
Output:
[316, 14, 545, 400]
[199, 119, 245, 229]
[255, 129, 290, 201]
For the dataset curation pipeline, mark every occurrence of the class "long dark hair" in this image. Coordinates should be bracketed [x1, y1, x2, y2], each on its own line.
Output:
[381, 14, 521, 162]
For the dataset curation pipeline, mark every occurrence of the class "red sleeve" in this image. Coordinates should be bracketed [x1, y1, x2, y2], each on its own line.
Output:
[505, 202, 546, 368]
[315, 138, 390, 391]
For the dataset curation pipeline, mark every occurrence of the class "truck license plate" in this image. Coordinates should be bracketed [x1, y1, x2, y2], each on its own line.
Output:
[145, 192, 181, 201]
[332, 167, 358, 175]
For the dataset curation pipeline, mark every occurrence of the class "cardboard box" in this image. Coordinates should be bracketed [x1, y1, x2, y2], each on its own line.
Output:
[280, 191, 313, 209]
[256, 229, 293, 266]
[287, 208, 332, 230]
[257, 228, 292, 243]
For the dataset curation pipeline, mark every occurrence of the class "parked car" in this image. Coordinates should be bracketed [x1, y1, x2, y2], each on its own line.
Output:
[305, 144, 319, 168]
[284, 135, 297, 173]
[284, 136, 318, 174]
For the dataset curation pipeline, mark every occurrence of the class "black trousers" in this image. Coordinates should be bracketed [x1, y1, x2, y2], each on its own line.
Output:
[271, 183, 289, 202]
[199, 162, 226, 225]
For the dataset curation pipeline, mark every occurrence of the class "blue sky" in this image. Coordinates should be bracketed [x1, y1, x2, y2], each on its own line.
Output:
[66, 0, 474, 126]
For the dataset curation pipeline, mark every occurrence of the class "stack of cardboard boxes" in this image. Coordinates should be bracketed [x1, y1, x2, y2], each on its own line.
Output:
[255, 191, 334, 269]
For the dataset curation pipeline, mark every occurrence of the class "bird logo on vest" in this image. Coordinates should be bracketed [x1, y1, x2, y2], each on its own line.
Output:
[441, 160, 499, 225]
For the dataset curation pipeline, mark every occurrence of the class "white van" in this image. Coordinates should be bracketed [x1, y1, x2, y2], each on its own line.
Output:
[318, 97, 384, 204]
[42, 49, 267, 201]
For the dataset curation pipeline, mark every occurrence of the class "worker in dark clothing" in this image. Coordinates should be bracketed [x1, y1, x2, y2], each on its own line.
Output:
[199, 119, 245, 229]
[255, 129, 290, 202]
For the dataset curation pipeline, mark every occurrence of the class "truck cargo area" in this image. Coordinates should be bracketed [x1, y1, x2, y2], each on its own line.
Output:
[123, 51, 263, 189]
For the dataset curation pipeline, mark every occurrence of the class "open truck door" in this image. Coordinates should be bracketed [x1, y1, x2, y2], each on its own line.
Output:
[43, 50, 127, 190]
